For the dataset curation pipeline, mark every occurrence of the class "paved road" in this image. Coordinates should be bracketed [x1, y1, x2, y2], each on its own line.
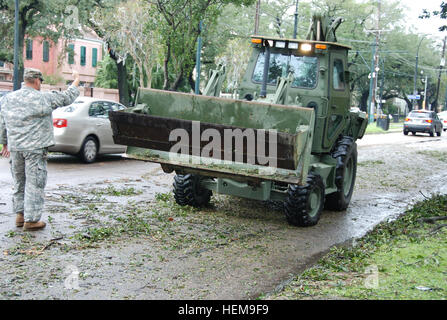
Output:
[0, 131, 446, 299]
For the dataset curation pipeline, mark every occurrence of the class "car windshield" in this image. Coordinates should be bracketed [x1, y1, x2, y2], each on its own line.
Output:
[252, 52, 318, 89]
[409, 112, 431, 119]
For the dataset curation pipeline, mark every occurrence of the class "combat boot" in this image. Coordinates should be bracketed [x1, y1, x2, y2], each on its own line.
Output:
[15, 213, 24, 227]
[23, 221, 46, 231]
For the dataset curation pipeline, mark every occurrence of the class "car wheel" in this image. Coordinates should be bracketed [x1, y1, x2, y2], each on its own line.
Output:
[79, 137, 98, 163]
[403, 130, 409, 136]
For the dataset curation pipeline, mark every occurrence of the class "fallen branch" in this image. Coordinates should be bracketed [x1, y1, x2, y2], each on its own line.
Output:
[418, 216, 447, 224]
[429, 224, 447, 235]
[419, 191, 429, 199]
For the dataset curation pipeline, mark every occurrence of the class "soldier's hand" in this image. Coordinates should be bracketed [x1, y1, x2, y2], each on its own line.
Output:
[72, 70, 79, 78]
[72, 70, 80, 87]
[1, 144, 10, 158]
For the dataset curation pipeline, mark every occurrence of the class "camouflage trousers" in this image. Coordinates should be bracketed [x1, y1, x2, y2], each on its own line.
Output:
[10, 149, 48, 222]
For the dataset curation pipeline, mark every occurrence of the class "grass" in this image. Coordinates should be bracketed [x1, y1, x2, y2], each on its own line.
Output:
[268, 194, 447, 300]
[365, 122, 403, 135]
[91, 186, 142, 197]
[417, 150, 447, 162]
[358, 160, 385, 167]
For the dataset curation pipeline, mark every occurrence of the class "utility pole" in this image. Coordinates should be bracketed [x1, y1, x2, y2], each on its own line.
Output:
[254, 0, 261, 35]
[414, 36, 426, 110]
[195, 21, 203, 95]
[13, 0, 20, 91]
[367, 41, 378, 124]
[423, 75, 428, 110]
[434, 35, 447, 112]
[293, 0, 299, 39]
[367, 0, 382, 124]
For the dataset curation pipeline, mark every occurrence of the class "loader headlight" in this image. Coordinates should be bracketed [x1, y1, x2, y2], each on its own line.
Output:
[288, 42, 299, 50]
[275, 41, 286, 48]
[300, 43, 312, 52]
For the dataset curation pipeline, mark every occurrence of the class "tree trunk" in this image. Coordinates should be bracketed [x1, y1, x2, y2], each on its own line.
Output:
[188, 71, 196, 94]
[138, 63, 144, 88]
[116, 59, 130, 106]
[359, 89, 369, 112]
[163, 42, 171, 90]
[170, 69, 183, 91]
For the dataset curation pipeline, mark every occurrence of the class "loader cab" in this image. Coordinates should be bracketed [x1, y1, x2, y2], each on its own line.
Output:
[239, 36, 352, 153]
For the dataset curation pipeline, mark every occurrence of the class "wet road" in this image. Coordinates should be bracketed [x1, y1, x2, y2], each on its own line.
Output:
[0, 131, 446, 299]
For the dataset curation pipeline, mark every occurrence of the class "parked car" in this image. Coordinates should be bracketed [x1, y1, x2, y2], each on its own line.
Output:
[438, 110, 447, 132]
[49, 97, 127, 163]
[403, 110, 443, 137]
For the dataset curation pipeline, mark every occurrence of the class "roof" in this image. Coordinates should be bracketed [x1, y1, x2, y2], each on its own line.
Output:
[251, 35, 352, 50]
[74, 96, 121, 104]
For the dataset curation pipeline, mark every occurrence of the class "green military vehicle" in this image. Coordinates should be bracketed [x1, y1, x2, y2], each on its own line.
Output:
[109, 15, 367, 227]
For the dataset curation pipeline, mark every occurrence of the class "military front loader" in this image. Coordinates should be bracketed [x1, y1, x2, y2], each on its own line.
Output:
[109, 15, 367, 227]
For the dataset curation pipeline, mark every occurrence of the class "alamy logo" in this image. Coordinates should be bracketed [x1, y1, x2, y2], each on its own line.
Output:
[64, 264, 80, 290]
[64, 5, 80, 30]
[364, 265, 379, 289]
[168, 121, 278, 173]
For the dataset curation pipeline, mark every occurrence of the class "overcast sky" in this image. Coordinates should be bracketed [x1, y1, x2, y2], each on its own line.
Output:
[402, 0, 445, 40]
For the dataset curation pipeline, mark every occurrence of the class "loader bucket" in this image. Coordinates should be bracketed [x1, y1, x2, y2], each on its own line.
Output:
[109, 88, 315, 185]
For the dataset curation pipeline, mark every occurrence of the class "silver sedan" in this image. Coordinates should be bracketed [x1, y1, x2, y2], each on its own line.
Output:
[49, 97, 127, 163]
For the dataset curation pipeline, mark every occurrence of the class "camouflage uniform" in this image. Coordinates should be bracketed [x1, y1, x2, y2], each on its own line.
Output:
[0, 69, 80, 222]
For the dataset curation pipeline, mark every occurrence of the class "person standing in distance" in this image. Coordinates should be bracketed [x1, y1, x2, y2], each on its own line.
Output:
[0, 68, 80, 231]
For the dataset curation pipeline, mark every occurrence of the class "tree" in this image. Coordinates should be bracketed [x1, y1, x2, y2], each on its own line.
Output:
[148, 0, 256, 92]
[0, 0, 108, 85]
[91, 0, 160, 90]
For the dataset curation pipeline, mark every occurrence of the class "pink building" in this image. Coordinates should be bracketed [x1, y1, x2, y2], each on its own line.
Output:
[0, 61, 13, 82]
[1, 30, 104, 86]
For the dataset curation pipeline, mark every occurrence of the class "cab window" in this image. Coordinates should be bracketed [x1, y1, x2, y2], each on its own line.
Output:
[252, 52, 318, 89]
[333, 59, 346, 90]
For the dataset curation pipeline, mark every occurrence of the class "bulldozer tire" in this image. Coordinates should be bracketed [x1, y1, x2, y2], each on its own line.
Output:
[325, 136, 357, 211]
[173, 174, 212, 208]
[284, 173, 325, 227]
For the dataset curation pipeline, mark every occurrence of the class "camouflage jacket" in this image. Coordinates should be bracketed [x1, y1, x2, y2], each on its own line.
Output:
[0, 85, 80, 151]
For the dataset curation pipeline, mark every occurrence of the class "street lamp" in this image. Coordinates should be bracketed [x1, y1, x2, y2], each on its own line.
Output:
[413, 36, 427, 108]
[293, 0, 299, 39]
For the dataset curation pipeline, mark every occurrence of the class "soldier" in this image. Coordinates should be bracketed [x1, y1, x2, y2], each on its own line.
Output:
[0, 68, 80, 231]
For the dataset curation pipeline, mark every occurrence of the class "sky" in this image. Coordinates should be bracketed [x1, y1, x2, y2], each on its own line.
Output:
[402, 0, 445, 40]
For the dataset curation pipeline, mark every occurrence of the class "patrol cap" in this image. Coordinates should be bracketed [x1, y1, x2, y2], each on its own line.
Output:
[24, 68, 44, 82]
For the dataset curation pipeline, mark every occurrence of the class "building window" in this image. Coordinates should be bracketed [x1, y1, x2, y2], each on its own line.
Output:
[68, 44, 75, 64]
[26, 39, 33, 60]
[80, 46, 86, 66]
[43, 41, 50, 62]
[92, 48, 98, 67]
[0, 61, 4, 67]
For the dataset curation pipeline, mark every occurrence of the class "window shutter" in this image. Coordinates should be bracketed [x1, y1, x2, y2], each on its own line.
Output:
[80, 46, 86, 66]
[26, 39, 33, 60]
[92, 48, 98, 67]
[43, 41, 49, 62]
[68, 44, 75, 64]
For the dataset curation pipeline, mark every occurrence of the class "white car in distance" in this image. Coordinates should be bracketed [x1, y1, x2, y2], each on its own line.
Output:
[49, 97, 127, 163]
